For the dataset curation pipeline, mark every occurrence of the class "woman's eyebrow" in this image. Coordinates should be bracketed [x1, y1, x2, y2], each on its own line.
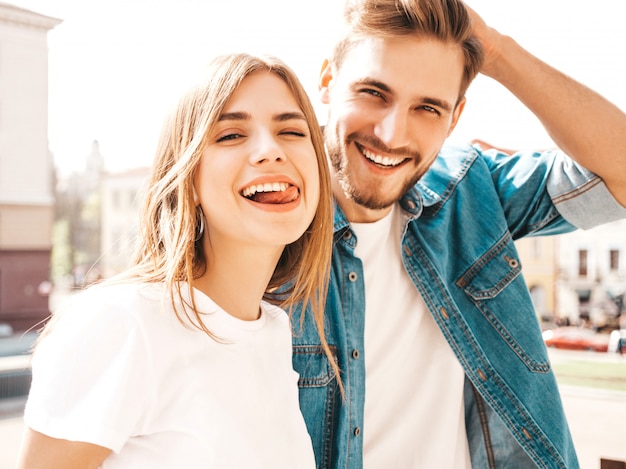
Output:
[274, 112, 307, 122]
[218, 111, 250, 122]
[217, 111, 306, 122]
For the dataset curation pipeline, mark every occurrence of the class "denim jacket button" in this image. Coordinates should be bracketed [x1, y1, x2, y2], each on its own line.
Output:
[439, 306, 449, 320]
[352, 349, 360, 359]
[342, 230, 352, 240]
[522, 428, 532, 440]
[477, 369, 487, 381]
[348, 272, 358, 282]
[353, 427, 361, 437]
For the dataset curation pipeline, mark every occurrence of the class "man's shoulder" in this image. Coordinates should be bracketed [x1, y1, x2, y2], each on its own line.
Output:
[415, 142, 481, 201]
[432, 142, 480, 173]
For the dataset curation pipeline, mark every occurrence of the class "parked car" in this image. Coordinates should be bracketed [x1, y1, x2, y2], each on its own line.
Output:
[608, 329, 626, 354]
[542, 327, 610, 352]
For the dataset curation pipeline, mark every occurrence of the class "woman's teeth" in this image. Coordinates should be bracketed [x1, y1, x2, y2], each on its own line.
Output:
[242, 182, 289, 198]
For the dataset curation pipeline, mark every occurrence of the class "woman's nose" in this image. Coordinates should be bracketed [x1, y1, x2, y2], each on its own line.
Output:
[251, 133, 286, 164]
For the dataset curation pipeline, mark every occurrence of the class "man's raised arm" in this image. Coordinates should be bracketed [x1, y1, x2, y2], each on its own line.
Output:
[467, 4, 626, 206]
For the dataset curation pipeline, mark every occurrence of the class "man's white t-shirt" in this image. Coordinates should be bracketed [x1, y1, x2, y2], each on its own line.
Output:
[352, 204, 471, 469]
[24, 282, 315, 469]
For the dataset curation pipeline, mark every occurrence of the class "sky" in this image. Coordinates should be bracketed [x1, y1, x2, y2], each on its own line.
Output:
[9, 0, 626, 175]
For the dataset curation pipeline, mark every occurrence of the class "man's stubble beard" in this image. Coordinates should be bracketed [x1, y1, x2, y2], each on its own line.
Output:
[326, 134, 423, 211]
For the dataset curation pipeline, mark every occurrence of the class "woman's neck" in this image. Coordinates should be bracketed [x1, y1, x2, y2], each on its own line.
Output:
[193, 241, 283, 321]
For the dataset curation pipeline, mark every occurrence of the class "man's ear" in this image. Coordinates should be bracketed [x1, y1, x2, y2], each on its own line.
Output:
[447, 97, 466, 137]
[319, 59, 334, 104]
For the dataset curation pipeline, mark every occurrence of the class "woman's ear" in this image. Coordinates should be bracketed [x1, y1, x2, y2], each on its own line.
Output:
[192, 186, 200, 206]
[319, 59, 334, 105]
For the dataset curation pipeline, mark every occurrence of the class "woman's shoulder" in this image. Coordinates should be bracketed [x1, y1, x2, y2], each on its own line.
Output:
[67, 281, 162, 306]
[35, 282, 166, 360]
[52, 281, 165, 329]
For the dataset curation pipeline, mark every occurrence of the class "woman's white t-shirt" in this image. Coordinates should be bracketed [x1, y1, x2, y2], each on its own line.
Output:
[24, 282, 315, 469]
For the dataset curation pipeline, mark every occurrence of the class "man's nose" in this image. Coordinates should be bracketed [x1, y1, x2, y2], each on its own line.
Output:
[375, 106, 410, 149]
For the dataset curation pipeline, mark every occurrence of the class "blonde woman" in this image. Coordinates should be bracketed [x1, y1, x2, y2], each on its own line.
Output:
[17, 53, 338, 469]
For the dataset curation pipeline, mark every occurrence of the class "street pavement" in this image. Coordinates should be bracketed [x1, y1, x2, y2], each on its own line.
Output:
[0, 348, 624, 468]
[561, 384, 626, 468]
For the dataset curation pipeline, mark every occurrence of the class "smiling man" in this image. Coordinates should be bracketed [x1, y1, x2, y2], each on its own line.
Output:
[322, 34, 469, 221]
[291, 0, 626, 468]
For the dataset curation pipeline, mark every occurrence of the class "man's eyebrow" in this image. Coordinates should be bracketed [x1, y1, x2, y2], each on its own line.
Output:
[353, 77, 454, 112]
[422, 97, 453, 113]
[353, 78, 392, 94]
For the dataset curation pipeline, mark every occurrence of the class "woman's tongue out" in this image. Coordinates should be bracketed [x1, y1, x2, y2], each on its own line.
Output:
[251, 185, 299, 204]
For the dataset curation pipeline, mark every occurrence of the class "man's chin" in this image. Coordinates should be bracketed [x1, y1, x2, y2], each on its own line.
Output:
[350, 191, 399, 211]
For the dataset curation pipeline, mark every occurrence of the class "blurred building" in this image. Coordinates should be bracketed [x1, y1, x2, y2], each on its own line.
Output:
[555, 218, 626, 329]
[0, 3, 61, 332]
[516, 219, 626, 329]
[53, 143, 149, 284]
[54, 140, 105, 286]
[514, 236, 558, 323]
[100, 166, 149, 277]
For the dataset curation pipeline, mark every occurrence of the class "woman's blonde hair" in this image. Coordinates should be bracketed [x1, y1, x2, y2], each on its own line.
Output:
[43, 53, 340, 388]
[135, 52, 336, 366]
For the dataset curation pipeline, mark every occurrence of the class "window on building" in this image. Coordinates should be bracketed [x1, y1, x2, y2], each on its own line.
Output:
[610, 249, 620, 271]
[578, 249, 588, 277]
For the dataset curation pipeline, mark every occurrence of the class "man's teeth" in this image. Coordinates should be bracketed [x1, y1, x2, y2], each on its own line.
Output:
[242, 182, 289, 198]
[362, 147, 405, 167]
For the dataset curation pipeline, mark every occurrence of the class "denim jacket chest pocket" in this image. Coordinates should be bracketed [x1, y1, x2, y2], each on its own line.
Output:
[292, 344, 341, 469]
[293, 345, 337, 388]
[455, 236, 551, 373]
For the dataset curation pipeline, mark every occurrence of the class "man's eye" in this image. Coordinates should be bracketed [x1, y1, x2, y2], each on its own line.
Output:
[361, 88, 384, 99]
[419, 105, 440, 115]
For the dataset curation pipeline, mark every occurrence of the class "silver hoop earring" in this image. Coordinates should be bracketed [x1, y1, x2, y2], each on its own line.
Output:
[195, 205, 205, 242]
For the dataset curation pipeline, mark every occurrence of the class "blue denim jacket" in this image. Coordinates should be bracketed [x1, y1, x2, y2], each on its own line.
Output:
[291, 143, 626, 469]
